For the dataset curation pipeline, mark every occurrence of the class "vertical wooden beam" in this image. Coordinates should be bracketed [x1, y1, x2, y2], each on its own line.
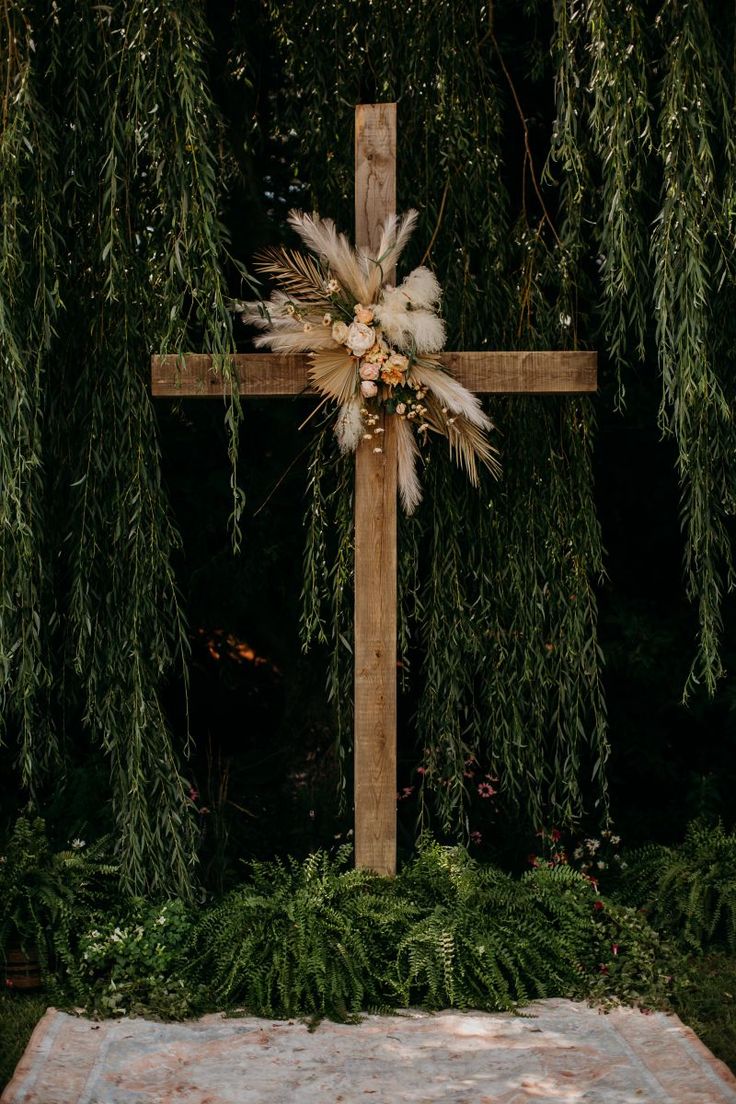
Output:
[353, 104, 398, 876]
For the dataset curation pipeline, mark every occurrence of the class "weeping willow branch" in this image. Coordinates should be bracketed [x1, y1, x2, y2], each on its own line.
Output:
[271, 0, 609, 833]
[651, 0, 736, 698]
[586, 0, 652, 398]
[0, 0, 59, 784]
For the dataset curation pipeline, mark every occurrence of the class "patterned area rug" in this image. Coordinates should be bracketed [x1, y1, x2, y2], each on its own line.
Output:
[3, 999, 736, 1104]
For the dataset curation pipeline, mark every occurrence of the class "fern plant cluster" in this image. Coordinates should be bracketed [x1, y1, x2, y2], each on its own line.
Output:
[184, 841, 673, 1021]
[0, 816, 118, 988]
[615, 821, 736, 954]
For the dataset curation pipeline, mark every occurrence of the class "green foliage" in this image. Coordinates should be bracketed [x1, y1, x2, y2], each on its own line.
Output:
[191, 847, 407, 1019]
[671, 953, 736, 1072]
[285, 0, 608, 831]
[190, 842, 672, 1021]
[617, 821, 736, 953]
[0, 0, 249, 897]
[650, 0, 736, 697]
[76, 899, 199, 1020]
[0, 991, 47, 1092]
[0, 816, 117, 983]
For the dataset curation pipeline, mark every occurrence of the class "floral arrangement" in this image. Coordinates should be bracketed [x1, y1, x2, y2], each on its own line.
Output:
[239, 210, 500, 512]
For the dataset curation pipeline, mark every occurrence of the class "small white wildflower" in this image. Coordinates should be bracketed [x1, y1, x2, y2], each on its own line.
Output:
[610, 835, 621, 845]
[374, 427, 384, 434]
[596, 860, 607, 870]
[363, 433, 373, 440]
[155, 915, 167, 926]
[71, 838, 86, 849]
[325, 278, 339, 294]
[373, 447, 383, 454]
[396, 403, 406, 415]
[322, 313, 332, 326]
[284, 302, 296, 316]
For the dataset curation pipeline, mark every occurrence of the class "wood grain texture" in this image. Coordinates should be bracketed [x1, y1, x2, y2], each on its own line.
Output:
[353, 411, 398, 876]
[353, 103, 398, 876]
[151, 350, 597, 396]
[355, 103, 396, 256]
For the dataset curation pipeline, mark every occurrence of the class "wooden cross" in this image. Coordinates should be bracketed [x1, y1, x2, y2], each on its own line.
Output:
[152, 103, 596, 877]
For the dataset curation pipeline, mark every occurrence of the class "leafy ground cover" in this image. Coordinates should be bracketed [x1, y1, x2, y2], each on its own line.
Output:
[2, 823, 736, 1089]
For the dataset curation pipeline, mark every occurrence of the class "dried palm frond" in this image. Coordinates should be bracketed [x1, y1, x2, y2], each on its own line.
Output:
[308, 350, 357, 405]
[422, 394, 501, 485]
[288, 211, 371, 302]
[254, 246, 331, 306]
[396, 415, 423, 513]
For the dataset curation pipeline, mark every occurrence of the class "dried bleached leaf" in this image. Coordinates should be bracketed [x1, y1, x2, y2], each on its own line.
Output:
[254, 246, 331, 307]
[308, 350, 357, 405]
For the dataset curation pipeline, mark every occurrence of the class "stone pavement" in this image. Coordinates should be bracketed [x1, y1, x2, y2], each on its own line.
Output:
[3, 999, 736, 1104]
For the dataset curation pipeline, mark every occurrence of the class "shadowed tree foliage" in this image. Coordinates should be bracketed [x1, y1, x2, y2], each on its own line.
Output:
[1, 0, 736, 893]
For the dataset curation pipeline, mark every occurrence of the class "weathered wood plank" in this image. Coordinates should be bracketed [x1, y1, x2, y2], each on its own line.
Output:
[353, 103, 398, 877]
[151, 350, 597, 397]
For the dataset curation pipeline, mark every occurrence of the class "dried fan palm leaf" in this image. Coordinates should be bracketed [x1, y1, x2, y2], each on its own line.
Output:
[396, 415, 423, 513]
[308, 350, 357, 405]
[254, 246, 331, 306]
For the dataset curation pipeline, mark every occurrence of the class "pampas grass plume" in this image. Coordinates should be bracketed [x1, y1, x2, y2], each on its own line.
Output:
[335, 397, 364, 453]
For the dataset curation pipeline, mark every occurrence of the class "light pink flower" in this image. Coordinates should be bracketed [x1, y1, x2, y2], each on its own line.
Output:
[360, 380, 378, 398]
[359, 362, 380, 381]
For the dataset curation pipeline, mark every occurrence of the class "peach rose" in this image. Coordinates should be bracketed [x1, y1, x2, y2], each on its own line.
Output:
[359, 362, 380, 381]
[360, 379, 378, 398]
[331, 320, 349, 344]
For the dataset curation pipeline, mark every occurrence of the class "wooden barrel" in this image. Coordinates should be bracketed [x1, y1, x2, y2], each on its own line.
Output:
[4, 947, 43, 990]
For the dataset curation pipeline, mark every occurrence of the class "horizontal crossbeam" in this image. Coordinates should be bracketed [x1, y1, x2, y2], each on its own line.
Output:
[151, 350, 597, 397]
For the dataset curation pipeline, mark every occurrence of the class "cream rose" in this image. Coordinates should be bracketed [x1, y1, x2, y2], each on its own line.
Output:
[360, 379, 378, 398]
[346, 321, 375, 357]
[359, 362, 380, 381]
[354, 303, 375, 324]
[331, 320, 349, 344]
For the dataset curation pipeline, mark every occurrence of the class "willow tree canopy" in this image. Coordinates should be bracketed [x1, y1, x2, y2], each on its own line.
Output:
[1, 0, 734, 896]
